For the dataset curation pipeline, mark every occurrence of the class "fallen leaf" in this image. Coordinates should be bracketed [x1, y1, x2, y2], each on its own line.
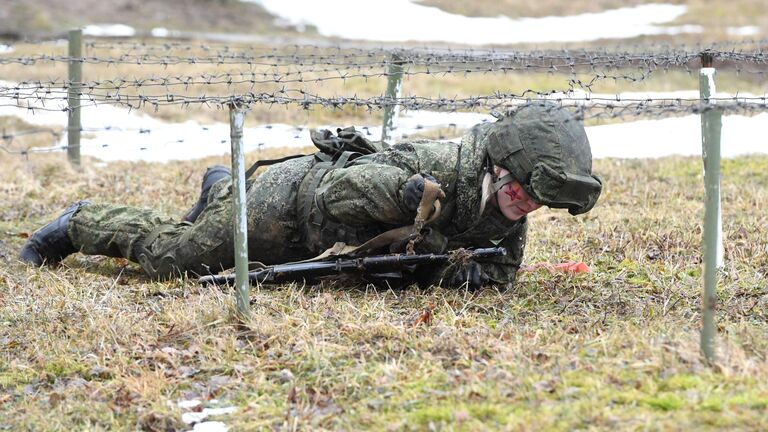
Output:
[412, 302, 436, 327]
[520, 261, 591, 273]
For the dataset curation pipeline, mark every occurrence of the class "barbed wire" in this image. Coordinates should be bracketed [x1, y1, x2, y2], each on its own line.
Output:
[3, 90, 767, 117]
[0, 66, 664, 98]
[3, 41, 768, 161]
[3, 49, 767, 68]
[3, 44, 767, 102]
[2, 97, 765, 159]
[83, 37, 768, 51]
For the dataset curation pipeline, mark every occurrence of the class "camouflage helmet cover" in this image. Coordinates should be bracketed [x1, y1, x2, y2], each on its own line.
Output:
[485, 101, 602, 215]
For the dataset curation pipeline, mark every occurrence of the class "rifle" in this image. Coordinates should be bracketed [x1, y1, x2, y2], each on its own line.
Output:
[198, 247, 506, 286]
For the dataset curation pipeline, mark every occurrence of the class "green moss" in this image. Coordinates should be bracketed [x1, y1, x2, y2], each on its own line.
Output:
[641, 393, 685, 411]
[43, 357, 88, 378]
[700, 396, 725, 412]
[727, 394, 768, 409]
[408, 405, 454, 425]
[468, 404, 506, 422]
[660, 374, 703, 391]
[0, 369, 37, 388]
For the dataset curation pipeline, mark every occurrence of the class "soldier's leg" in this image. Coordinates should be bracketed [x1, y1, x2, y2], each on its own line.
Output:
[129, 154, 316, 275]
[30, 157, 313, 278]
[65, 169, 238, 280]
[67, 202, 233, 279]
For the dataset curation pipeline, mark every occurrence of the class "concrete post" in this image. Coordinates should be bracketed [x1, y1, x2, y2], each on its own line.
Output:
[229, 102, 250, 320]
[380, 53, 404, 146]
[699, 52, 722, 363]
[67, 29, 82, 167]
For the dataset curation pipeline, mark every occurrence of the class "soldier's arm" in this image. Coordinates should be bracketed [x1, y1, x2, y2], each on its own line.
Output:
[477, 219, 528, 285]
[423, 218, 528, 288]
[315, 163, 416, 226]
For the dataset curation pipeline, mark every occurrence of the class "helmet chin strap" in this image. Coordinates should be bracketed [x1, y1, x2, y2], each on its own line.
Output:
[486, 156, 516, 193]
[491, 173, 516, 193]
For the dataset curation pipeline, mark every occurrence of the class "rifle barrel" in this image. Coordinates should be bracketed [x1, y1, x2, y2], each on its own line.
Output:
[198, 247, 506, 286]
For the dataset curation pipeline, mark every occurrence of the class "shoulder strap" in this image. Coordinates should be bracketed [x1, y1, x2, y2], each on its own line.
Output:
[311, 176, 446, 259]
[245, 153, 309, 180]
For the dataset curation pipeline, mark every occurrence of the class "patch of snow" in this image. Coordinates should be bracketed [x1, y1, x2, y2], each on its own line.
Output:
[727, 26, 760, 37]
[176, 399, 233, 432]
[151, 27, 171, 38]
[243, 1, 694, 44]
[0, 44, 13, 54]
[82, 24, 136, 37]
[588, 113, 768, 159]
[181, 407, 237, 424]
[177, 399, 202, 409]
[190, 421, 229, 432]
[658, 24, 704, 35]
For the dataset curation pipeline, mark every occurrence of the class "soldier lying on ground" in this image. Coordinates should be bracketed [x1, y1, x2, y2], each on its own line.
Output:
[19, 102, 603, 290]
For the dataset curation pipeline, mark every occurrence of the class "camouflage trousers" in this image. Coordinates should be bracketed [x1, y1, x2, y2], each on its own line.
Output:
[68, 156, 316, 279]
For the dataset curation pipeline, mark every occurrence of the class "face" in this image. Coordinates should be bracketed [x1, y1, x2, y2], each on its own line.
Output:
[495, 167, 542, 221]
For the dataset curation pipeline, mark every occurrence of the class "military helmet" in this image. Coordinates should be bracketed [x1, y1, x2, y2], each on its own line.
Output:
[485, 101, 602, 215]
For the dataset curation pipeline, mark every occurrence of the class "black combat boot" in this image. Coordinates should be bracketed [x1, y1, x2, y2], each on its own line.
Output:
[182, 165, 231, 223]
[19, 200, 91, 266]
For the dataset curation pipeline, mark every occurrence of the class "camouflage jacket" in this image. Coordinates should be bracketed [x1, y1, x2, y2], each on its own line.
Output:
[301, 123, 527, 286]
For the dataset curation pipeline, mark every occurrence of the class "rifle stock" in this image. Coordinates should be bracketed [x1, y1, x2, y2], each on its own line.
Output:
[198, 247, 506, 286]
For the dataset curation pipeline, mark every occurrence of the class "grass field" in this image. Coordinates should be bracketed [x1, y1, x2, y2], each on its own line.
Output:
[2, 2, 768, 428]
[1, 140, 767, 430]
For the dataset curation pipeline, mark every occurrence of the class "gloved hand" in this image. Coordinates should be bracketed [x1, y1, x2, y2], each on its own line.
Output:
[447, 260, 487, 291]
[403, 173, 440, 212]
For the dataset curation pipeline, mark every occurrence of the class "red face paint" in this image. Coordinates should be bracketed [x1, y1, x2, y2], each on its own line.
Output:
[503, 184, 520, 200]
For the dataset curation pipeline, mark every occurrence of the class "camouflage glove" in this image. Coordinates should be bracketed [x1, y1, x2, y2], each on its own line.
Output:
[402, 173, 440, 212]
[444, 259, 488, 291]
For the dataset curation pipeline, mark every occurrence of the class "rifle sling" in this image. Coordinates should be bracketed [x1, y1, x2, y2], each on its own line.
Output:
[292, 176, 445, 263]
[244, 153, 310, 180]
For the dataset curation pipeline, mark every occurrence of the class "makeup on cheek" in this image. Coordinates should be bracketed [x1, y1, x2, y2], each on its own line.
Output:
[503, 185, 520, 200]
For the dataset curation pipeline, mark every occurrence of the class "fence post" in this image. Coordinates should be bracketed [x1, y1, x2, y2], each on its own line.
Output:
[229, 102, 250, 321]
[67, 29, 83, 167]
[699, 52, 722, 363]
[381, 53, 404, 145]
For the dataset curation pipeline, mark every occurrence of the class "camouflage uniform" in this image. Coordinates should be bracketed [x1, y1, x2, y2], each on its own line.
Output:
[67, 121, 527, 285]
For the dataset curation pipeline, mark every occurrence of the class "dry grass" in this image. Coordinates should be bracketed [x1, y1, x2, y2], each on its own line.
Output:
[0, 0, 295, 38]
[1, 140, 767, 430]
[2, 3, 767, 429]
